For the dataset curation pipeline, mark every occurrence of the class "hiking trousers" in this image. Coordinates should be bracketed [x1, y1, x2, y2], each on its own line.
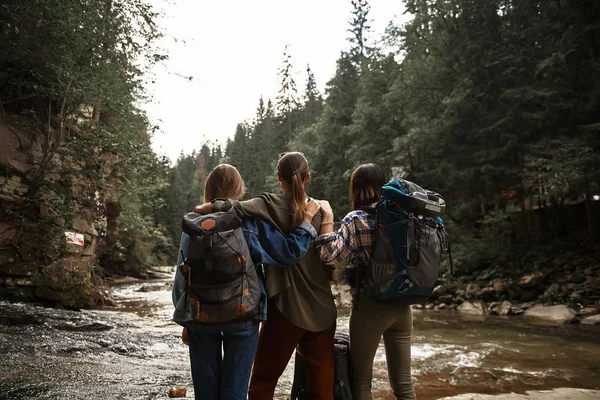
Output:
[350, 294, 415, 400]
[248, 299, 335, 400]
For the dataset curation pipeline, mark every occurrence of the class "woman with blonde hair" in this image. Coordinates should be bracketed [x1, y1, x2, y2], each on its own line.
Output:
[173, 163, 320, 400]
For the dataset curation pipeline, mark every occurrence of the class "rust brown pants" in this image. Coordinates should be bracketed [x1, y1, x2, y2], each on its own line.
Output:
[248, 300, 335, 400]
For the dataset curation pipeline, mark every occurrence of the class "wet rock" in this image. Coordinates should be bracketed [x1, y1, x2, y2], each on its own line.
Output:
[438, 388, 600, 399]
[437, 294, 455, 304]
[524, 304, 577, 324]
[519, 271, 544, 289]
[53, 322, 113, 332]
[425, 303, 435, 310]
[490, 278, 506, 293]
[579, 307, 598, 316]
[464, 284, 481, 299]
[0, 312, 42, 326]
[137, 283, 173, 292]
[521, 302, 535, 309]
[457, 301, 486, 315]
[490, 301, 511, 316]
[168, 386, 187, 398]
[581, 314, 600, 325]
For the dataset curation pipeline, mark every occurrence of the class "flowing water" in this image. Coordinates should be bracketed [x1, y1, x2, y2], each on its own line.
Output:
[0, 269, 599, 399]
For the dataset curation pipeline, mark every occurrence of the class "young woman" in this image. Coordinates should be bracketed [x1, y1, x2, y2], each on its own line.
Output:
[198, 153, 337, 400]
[316, 164, 415, 400]
[172, 164, 320, 400]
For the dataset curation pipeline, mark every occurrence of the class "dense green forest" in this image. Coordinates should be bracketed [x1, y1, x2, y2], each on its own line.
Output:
[162, 0, 600, 278]
[1, 0, 599, 298]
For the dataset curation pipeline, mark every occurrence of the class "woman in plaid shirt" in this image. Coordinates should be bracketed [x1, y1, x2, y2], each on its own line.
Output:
[316, 164, 416, 400]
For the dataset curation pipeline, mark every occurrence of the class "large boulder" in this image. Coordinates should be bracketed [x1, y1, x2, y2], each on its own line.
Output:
[524, 304, 577, 324]
[457, 300, 487, 315]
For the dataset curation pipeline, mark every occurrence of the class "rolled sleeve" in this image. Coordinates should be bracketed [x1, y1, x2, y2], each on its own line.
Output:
[298, 220, 318, 239]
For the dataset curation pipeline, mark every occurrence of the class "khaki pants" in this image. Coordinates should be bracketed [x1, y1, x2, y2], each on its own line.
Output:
[350, 295, 415, 400]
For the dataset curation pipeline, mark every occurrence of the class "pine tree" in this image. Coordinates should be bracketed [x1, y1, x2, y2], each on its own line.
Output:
[347, 0, 372, 66]
[276, 44, 299, 144]
[300, 65, 324, 128]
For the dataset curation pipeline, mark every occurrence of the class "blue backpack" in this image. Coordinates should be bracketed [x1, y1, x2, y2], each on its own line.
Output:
[362, 179, 453, 303]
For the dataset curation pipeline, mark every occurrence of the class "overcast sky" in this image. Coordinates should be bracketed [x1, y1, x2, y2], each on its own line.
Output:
[144, 0, 407, 162]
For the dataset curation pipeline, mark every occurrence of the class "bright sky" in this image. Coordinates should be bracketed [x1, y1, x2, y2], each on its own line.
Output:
[144, 0, 407, 162]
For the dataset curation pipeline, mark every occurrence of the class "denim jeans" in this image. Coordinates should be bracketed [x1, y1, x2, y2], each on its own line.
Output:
[187, 319, 260, 400]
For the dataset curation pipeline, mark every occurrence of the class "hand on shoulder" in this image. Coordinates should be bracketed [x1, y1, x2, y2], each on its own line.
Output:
[303, 198, 320, 223]
[193, 203, 213, 214]
[316, 200, 334, 223]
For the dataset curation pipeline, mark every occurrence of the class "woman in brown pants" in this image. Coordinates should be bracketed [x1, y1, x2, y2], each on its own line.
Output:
[198, 152, 337, 400]
[315, 164, 416, 400]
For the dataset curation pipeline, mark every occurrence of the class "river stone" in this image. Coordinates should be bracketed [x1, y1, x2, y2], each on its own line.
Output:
[581, 314, 600, 325]
[519, 271, 544, 289]
[490, 301, 512, 316]
[524, 304, 577, 324]
[137, 283, 173, 292]
[168, 386, 187, 398]
[438, 388, 600, 399]
[53, 321, 114, 332]
[579, 307, 598, 316]
[491, 278, 506, 293]
[457, 300, 486, 315]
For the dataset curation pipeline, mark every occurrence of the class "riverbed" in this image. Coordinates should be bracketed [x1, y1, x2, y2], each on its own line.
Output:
[0, 270, 599, 399]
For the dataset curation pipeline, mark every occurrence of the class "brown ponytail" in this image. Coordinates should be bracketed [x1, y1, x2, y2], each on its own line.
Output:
[277, 152, 310, 226]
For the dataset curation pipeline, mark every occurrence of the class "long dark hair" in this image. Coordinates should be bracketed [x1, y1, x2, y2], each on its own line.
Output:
[277, 152, 310, 226]
[204, 164, 245, 203]
[350, 163, 386, 210]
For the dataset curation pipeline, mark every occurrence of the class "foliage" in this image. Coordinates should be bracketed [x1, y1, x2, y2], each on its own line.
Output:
[0, 0, 170, 274]
[194, 0, 600, 272]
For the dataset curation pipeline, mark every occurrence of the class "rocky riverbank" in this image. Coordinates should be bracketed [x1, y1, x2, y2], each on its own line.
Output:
[412, 257, 600, 326]
[1, 272, 599, 400]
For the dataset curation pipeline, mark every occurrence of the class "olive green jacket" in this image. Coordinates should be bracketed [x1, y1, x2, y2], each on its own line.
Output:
[214, 193, 337, 332]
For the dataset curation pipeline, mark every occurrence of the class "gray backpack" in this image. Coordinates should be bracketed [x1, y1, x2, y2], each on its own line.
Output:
[180, 208, 261, 324]
[361, 179, 452, 304]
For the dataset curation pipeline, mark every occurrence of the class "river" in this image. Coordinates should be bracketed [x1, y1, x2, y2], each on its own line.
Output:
[0, 269, 599, 399]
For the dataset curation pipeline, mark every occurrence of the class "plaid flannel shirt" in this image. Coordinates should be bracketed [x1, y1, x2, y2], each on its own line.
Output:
[315, 209, 376, 269]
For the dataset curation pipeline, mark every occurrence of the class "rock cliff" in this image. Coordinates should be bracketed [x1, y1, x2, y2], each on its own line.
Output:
[0, 114, 120, 308]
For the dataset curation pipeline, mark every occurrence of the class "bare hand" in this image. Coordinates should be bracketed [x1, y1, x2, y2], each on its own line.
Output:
[303, 198, 320, 221]
[317, 200, 334, 222]
[193, 203, 213, 214]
